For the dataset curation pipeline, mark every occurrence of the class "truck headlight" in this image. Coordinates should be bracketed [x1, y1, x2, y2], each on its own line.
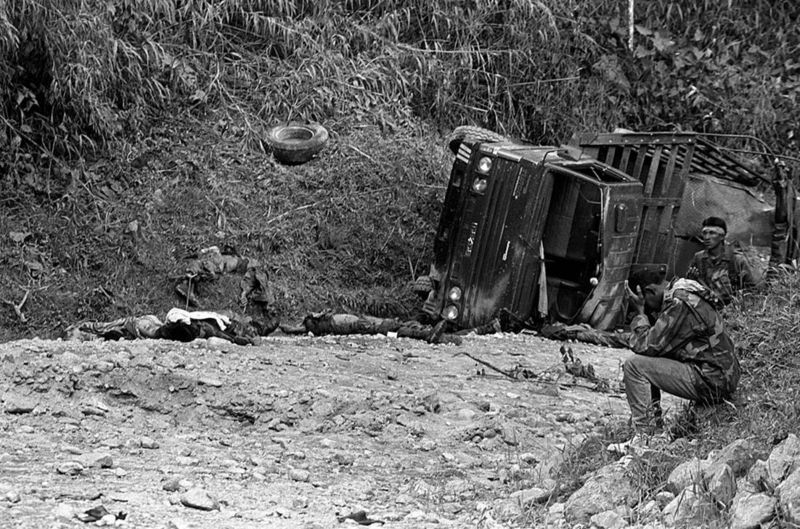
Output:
[477, 156, 492, 174]
[447, 286, 463, 302]
[472, 178, 488, 193]
[443, 305, 459, 321]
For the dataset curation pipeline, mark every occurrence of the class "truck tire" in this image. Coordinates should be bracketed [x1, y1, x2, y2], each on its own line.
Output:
[447, 126, 508, 155]
[266, 123, 329, 165]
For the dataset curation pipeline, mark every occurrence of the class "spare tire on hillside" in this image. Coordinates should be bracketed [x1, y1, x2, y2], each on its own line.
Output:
[447, 125, 508, 155]
[266, 123, 329, 165]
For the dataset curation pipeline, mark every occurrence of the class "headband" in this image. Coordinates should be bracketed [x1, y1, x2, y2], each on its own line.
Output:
[701, 226, 726, 236]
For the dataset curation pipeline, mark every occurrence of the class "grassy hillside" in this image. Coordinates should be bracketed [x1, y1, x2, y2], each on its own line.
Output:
[1, 0, 799, 340]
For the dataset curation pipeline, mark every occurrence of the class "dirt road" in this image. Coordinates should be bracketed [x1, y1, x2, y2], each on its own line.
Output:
[0, 332, 663, 528]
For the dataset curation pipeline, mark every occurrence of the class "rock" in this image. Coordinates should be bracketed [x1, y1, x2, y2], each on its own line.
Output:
[564, 460, 638, 523]
[56, 461, 84, 475]
[167, 518, 193, 529]
[729, 492, 776, 529]
[767, 433, 800, 486]
[80, 399, 109, 416]
[4, 490, 20, 503]
[707, 464, 736, 507]
[140, 436, 159, 449]
[77, 451, 114, 469]
[655, 490, 675, 507]
[411, 479, 435, 498]
[663, 488, 717, 528]
[3, 394, 37, 414]
[501, 425, 519, 446]
[742, 458, 770, 494]
[666, 457, 708, 494]
[492, 498, 523, 519]
[457, 409, 476, 420]
[319, 438, 336, 448]
[663, 489, 696, 525]
[705, 439, 755, 479]
[289, 468, 310, 482]
[198, 377, 223, 387]
[180, 488, 220, 511]
[418, 438, 436, 451]
[52, 503, 75, 520]
[101, 438, 123, 449]
[61, 445, 83, 455]
[98, 513, 117, 526]
[61, 351, 81, 364]
[332, 453, 354, 466]
[444, 478, 472, 499]
[394, 493, 414, 505]
[511, 480, 556, 506]
[163, 478, 182, 492]
[533, 452, 564, 481]
[776, 466, 800, 524]
[637, 499, 660, 521]
[206, 337, 231, 350]
[590, 509, 626, 529]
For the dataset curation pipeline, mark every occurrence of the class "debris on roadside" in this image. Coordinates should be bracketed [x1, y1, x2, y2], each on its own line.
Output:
[174, 245, 278, 328]
[464, 346, 613, 393]
[283, 311, 465, 345]
[560, 345, 611, 392]
[75, 505, 127, 524]
[336, 510, 385, 525]
[176, 246, 271, 304]
[64, 307, 275, 345]
[539, 322, 630, 349]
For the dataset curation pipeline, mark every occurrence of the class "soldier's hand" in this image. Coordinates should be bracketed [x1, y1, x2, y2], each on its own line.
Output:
[625, 280, 646, 315]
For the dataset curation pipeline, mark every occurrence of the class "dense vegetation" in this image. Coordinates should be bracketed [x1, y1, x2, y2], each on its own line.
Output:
[1, 0, 800, 518]
[2, 0, 798, 186]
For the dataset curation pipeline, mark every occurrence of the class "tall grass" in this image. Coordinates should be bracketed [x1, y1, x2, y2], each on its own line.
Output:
[716, 272, 800, 446]
[1, 0, 797, 187]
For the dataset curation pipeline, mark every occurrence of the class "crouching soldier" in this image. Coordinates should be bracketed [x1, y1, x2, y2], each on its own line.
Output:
[611, 278, 740, 451]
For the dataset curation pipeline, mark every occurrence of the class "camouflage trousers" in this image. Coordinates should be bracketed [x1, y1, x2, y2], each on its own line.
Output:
[623, 354, 717, 432]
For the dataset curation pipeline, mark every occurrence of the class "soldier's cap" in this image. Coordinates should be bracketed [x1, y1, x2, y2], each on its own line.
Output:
[701, 216, 727, 234]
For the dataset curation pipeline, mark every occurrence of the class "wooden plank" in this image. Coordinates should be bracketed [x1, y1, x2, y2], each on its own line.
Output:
[661, 145, 679, 196]
[636, 205, 659, 262]
[654, 204, 677, 268]
[619, 146, 633, 176]
[643, 145, 663, 196]
[631, 146, 647, 183]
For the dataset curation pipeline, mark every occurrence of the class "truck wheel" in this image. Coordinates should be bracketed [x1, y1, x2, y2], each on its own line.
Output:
[447, 125, 508, 155]
[266, 123, 329, 165]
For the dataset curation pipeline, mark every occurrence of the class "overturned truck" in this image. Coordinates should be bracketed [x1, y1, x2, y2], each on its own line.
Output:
[421, 129, 798, 331]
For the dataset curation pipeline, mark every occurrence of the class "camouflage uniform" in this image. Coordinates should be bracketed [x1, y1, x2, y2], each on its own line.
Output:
[685, 243, 761, 305]
[624, 286, 740, 430]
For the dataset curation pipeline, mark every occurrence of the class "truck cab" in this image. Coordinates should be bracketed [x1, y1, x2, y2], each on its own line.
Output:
[424, 140, 643, 330]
